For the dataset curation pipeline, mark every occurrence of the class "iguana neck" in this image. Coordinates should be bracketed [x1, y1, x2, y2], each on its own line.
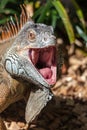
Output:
[0, 37, 16, 56]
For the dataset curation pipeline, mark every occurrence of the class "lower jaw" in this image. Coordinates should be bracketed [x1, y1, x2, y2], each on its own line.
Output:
[46, 77, 56, 86]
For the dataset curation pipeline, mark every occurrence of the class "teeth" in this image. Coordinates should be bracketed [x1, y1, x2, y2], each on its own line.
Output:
[29, 49, 39, 65]
[32, 50, 39, 65]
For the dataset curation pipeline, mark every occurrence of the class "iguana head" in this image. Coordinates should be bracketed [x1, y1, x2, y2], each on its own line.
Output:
[3, 4, 57, 88]
[5, 20, 57, 88]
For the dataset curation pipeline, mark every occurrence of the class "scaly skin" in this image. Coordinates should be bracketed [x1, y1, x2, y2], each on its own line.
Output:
[0, 9, 56, 130]
[0, 5, 63, 130]
[0, 57, 29, 130]
[4, 20, 55, 124]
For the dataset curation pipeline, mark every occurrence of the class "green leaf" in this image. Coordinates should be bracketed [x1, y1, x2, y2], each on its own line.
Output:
[51, 10, 58, 29]
[52, 0, 75, 44]
[37, 0, 52, 23]
[76, 26, 87, 44]
[0, 9, 17, 14]
[71, 0, 86, 31]
[0, 0, 16, 9]
[0, 17, 9, 24]
[33, 6, 44, 19]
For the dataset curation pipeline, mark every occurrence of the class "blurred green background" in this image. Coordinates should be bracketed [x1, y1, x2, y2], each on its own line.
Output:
[0, 0, 87, 50]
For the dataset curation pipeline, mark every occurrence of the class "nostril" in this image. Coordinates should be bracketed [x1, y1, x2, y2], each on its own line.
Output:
[44, 37, 47, 41]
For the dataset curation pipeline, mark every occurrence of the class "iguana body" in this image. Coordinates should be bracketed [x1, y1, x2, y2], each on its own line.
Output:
[0, 6, 62, 130]
[0, 7, 30, 129]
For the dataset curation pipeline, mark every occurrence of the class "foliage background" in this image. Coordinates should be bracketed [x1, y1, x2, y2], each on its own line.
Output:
[0, 0, 87, 44]
[0, 0, 87, 49]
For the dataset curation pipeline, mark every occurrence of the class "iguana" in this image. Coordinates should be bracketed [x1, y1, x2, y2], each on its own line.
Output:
[0, 5, 62, 130]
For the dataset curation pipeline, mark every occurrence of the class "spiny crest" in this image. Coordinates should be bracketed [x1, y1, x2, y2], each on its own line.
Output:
[0, 5, 30, 43]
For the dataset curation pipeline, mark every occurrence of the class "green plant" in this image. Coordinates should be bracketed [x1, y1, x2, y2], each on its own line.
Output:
[33, 0, 87, 44]
[0, 0, 24, 24]
[0, 0, 87, 46]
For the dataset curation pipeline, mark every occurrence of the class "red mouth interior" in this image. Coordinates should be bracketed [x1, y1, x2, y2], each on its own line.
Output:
[29, 47, 57, 85]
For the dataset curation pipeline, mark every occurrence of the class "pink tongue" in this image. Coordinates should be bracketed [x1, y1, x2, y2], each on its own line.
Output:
[39, 68, 52, 79]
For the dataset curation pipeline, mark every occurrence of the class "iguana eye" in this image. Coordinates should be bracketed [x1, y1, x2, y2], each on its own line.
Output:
[28, 30, 36, 41]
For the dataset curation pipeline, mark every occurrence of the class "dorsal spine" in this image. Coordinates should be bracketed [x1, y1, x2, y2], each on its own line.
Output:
[0, 5, 30, 44]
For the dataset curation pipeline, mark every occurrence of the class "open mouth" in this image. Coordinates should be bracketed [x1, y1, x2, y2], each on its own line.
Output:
[29, 46, 57, 85]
